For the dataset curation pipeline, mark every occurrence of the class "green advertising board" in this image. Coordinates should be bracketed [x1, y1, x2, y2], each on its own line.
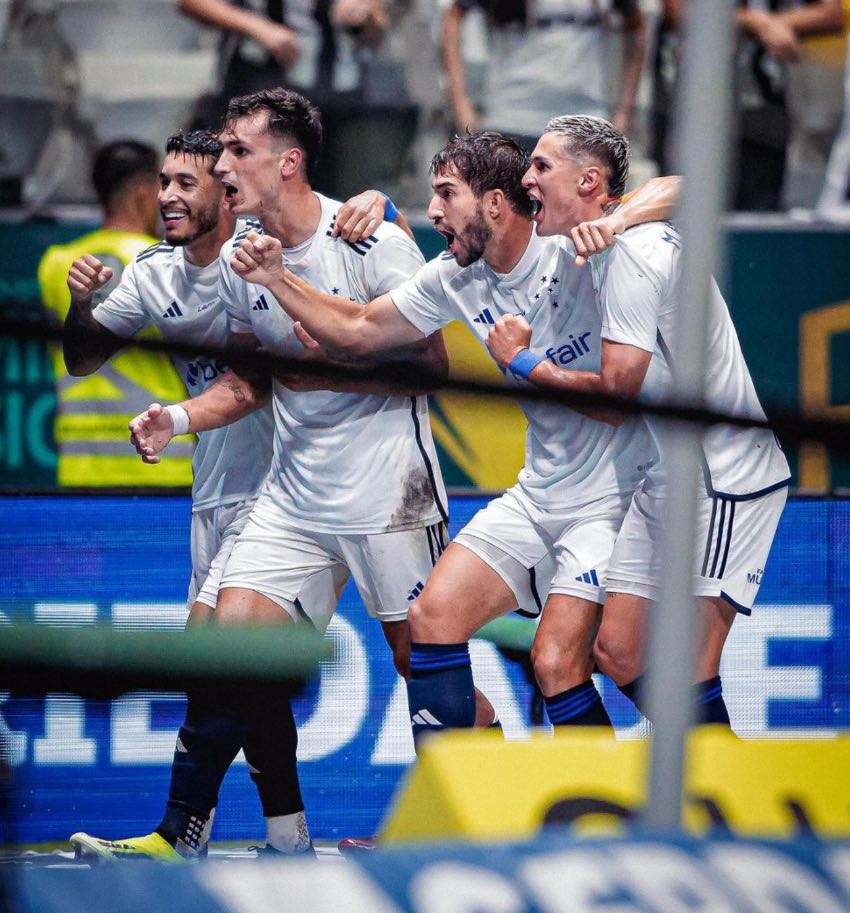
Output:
[1, 216, 848, 491]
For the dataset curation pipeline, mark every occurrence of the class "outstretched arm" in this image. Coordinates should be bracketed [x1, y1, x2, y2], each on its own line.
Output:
[129, 333, 270, 463]
[230, 231, 426, 356]
[571, 175, 683, 266]
[278, 323, 448, 394]
[63, 255, 128, 375]
[179, 0, 301, 68]
[485, 315, 651, 425]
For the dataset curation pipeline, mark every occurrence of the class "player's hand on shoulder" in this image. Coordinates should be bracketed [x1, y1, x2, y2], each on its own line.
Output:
[570, 209, 625, 267]
[128, 403, 174, 464]
[67, 255, 114, 305]
[231, 231, 284, 284]
[485, 314, 532, 369]
[333, 190, 386, 242]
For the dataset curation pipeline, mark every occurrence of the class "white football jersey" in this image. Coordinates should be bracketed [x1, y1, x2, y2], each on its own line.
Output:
[93, 237, 274, 510]
[390, 230, 655, 510]
[592, 221, 791, 498]
[221, 193, 448, 534]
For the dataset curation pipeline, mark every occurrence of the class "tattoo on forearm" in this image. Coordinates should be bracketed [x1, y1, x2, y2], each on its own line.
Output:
[222, 377, 247, 403]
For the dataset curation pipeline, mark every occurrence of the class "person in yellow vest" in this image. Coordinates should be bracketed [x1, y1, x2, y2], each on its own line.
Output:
[38, 140, 194, 486]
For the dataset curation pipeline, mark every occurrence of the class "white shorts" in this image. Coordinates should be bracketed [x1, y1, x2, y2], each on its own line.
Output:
[606, 482, 788, 614]
[453, 485, 633, 614]
[218, 497, 448, 633]
[188, 499, 257, 610]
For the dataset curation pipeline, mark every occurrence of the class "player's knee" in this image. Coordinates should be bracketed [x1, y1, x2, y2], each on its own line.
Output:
[406, 591, 446, 642]
[530, 639, 568, 692]
[593, 632, 640, 686]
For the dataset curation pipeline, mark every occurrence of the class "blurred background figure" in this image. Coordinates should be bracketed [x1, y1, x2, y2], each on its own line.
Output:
[654, 0, 845, 211]
[816, 2, 850, 219]
[180, 0, 420, 199]
[38, 140, 192, 487]
[440, 0, 647, 151]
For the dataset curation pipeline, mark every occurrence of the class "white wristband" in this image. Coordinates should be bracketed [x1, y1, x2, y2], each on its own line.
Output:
[165, 404, 190, 436]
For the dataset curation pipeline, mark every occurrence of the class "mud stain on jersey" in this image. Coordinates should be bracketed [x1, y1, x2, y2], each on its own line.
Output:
[389, 468, 435, 527]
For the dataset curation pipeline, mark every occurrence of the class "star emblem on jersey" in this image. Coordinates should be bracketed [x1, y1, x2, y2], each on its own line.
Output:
[331, 287, 340, 295]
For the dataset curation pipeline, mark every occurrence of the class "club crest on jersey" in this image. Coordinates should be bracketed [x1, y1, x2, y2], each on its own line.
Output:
[545, 331, 592, 366]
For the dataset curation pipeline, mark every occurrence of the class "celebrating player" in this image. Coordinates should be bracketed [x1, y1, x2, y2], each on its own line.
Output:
[226, 130, 678, 744]
[518, 115, 790, 723]
[62, 131, 297, 860]
[100, 89, 498, 860]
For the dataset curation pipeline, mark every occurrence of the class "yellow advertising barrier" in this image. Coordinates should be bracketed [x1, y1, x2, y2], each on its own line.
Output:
[431, 322, 526, 490]
[381, 729, 850, 844]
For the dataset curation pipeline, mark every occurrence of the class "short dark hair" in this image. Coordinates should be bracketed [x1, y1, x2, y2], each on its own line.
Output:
[544, 115, 630, 198]
[223, 88, 323, 182]
[430, 131, 534, 218]
[165, 129, 223, 168]
[91, 140, 159, 208]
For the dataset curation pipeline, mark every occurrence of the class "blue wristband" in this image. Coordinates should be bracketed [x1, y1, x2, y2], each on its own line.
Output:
[383, 194, 398, 223]
[508, 348, 544, 380]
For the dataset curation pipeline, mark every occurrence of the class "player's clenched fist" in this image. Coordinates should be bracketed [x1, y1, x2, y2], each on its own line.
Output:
[570, 210, 624, 267]
[485, 314, 532, 369]
[128, 403, 175, 464]
[67, 255, 114, 305]
[230, 231, 285, 285]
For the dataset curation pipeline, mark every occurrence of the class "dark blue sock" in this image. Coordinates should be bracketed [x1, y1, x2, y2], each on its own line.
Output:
[618, 676, 649, 718]
[694, 675, 731, 726]
[160, 691, 248, 838]
[407, 642, 475, 748]
[545, 680, 612, 727]
[244, 696, 304, 817]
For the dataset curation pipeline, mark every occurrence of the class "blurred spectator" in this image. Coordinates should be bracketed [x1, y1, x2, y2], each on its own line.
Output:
[180, 0, 397, 196]
[38, 141, 193, 488]
[656, 0, 844, 211]
[817, 4, 850, 219]
[441, 0, 647, 151]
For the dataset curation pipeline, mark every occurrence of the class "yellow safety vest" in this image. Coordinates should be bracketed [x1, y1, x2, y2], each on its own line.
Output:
[38, 228, 194, 487]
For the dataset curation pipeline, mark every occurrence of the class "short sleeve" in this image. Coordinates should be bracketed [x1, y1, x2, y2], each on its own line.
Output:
[363, 232, 426, 298]
[91, 260, 150, 337]
[389, 256, 457, 338]
[218, 249, 252, 336]
[599, 239, 663, 354]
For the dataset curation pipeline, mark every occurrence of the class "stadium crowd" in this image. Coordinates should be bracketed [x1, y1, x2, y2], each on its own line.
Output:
[1, 0, 849, 214]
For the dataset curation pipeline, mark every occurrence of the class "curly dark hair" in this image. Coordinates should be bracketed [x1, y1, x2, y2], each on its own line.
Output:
[223, 88, 322, 183]
[165, 130, 223, 172]
[430, 131, 534, 218]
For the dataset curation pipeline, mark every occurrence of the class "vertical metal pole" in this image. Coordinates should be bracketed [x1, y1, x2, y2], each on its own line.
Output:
[641, 0, 736, 829]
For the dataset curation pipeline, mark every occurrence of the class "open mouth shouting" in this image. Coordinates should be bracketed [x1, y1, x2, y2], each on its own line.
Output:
[221, 180, 241, 209]
[436, 226, 457, 257]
